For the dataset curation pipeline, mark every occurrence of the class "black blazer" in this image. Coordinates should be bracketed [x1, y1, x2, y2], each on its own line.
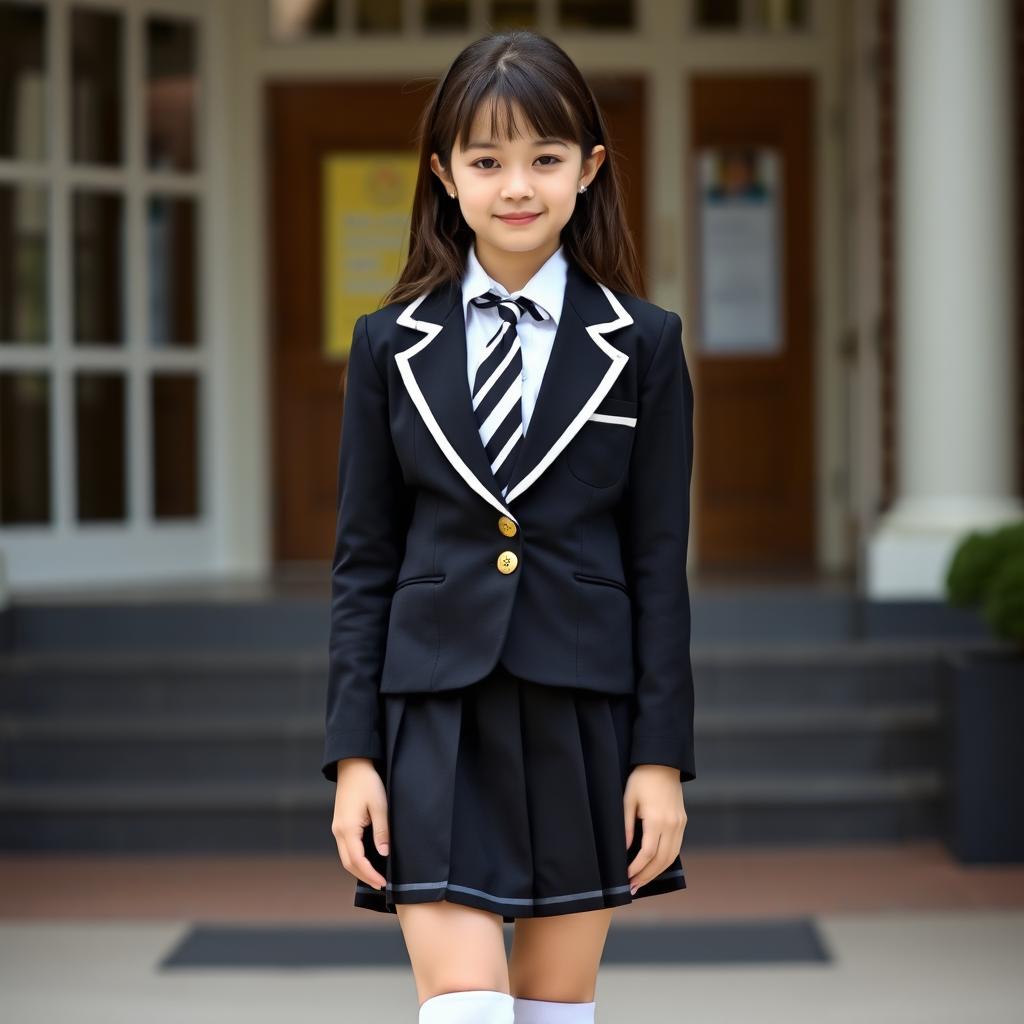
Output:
[323, 258, 696, 784]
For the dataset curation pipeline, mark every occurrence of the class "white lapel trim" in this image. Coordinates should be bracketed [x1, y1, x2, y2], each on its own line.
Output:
[394, 293, 520, 526]
[588, 412, 637, 426]
[502, 283, 633, 504]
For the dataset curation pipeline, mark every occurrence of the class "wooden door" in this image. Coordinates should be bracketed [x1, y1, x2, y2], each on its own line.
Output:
[690, 75, 816, 570]
[267, 79, 647, 561]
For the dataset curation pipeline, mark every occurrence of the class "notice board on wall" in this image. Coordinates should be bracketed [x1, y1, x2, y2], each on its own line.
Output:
[323, 152, 417, 360]
[696, 146, 783, 356]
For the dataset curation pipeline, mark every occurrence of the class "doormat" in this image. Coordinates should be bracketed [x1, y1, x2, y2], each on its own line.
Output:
[160, 918, 831, 969]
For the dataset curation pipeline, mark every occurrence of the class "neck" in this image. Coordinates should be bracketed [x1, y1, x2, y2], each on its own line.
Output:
[474, 237, 559, 294]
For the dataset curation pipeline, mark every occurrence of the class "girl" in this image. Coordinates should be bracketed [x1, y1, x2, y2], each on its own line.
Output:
[324, 29, 695, 1024]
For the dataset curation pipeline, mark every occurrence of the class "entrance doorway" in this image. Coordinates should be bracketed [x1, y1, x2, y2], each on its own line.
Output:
[690, 75, 816, 570]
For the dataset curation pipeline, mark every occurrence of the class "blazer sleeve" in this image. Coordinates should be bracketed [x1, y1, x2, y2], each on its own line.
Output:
[623, 309, 696, 782]
[322, 313, 411, 783]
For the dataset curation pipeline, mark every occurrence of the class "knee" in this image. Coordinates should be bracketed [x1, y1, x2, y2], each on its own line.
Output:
[512, 982, 597, 1003]
[419, 977, 510, 1004]
[509, 950, 599, 1002]
[398, 901, 509, 1004]
[509, 961, 598, 1002]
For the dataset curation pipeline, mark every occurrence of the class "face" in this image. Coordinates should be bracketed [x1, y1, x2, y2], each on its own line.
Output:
[430, 99, 605, 260]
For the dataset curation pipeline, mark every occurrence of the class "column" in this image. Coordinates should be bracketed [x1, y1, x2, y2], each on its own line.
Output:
[866, 0, 1022, 598]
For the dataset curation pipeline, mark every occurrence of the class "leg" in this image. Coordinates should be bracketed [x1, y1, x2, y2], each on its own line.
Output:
[508, 907, 613, 1003]
[397, 900, 511, 1007]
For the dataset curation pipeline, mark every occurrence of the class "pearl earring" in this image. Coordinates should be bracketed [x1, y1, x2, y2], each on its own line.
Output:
[449, 191, 456, 198]
[579, 184, 587, 193]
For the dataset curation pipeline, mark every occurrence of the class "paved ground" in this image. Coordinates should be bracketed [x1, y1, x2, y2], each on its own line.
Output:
[3, 841, 1024, 1022]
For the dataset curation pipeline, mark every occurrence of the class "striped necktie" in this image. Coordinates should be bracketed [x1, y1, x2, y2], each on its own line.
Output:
[468, 290, 549, 497]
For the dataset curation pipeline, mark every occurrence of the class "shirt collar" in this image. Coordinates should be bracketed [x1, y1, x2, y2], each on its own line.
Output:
[462, 242, 568, 326]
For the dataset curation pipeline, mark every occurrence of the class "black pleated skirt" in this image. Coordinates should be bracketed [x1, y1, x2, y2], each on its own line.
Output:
[353, 663, 687, 922]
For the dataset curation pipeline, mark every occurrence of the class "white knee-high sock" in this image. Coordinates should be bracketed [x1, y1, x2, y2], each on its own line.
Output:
[419, 989, 515, 1024]
[513, 996, 596, 1023]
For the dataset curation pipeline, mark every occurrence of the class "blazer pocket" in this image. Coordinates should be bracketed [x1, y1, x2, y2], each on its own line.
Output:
[567, 398, 637, 488]
[573, 571, 630, 595]
[393, 572, 446, 592]
[585, 396, 638, 426]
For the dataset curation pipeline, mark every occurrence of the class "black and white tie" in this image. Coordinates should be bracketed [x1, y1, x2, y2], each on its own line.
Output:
[468, 290, 549, 497]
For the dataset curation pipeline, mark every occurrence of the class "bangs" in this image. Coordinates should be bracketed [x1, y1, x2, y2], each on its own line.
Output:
[453, 68, 582, 152]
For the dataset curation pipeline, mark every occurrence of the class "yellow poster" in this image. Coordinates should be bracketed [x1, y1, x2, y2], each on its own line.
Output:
[323, 152, 417, 360]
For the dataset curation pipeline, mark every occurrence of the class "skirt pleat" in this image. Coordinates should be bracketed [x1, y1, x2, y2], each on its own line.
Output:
[353, 664, 687, 922]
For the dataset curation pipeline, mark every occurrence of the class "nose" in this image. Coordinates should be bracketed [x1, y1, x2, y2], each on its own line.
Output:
[501, 169, 533, 200]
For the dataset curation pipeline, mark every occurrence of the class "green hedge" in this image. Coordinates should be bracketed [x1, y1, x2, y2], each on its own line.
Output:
[945, 520, 1024, 646]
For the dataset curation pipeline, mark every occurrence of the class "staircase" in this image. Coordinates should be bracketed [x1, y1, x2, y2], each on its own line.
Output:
[0, 580, 997, 851]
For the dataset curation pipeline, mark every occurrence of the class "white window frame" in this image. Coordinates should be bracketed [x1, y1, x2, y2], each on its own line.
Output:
[0, 0, 222, 591]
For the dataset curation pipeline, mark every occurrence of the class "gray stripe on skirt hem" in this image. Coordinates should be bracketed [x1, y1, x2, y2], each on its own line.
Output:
[355, 867, 685, 906]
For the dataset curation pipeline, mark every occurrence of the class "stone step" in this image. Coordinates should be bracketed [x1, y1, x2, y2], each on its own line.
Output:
[0, 627, 967, 848]
[0, 700, 943, 784]
[4, 588, 993, 653]
[0, 642, 960, 713]
[0, 770, 945, 851]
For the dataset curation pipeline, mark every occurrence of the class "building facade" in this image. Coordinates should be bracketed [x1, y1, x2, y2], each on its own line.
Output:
[0, 0, 1019, 599]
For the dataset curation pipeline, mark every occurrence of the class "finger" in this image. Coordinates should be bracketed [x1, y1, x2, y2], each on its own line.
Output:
[342, 826, 387, 890]
[627, 825, 661, 881]
[370, 798, 390, 857]
[629, 831, 663, 892]
[665, 817, 686, 866]
[623, 795, 636, 850]
[664, 816, 684, 858]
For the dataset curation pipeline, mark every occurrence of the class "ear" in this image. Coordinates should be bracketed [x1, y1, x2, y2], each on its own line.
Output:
[581, 144, 607, 189]
[430, 153, 454, 194]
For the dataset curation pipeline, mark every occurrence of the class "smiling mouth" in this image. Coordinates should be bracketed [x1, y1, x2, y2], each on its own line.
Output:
[497, 212, 541, 221]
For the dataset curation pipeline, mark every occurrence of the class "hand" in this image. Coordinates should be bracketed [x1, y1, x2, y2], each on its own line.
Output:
[331, 757, 389, 891]
[624, 764, 687, 894]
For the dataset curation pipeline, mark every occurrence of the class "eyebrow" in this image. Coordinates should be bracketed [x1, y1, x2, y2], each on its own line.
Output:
[464, 137, 571, 151]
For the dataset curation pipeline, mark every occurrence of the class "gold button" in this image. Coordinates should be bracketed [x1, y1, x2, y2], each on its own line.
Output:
[496, 550, 519, 574]
[498, 515, 517, 537]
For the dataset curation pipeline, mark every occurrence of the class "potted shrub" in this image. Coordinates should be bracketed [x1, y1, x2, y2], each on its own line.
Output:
[941, 518, 1024, 863]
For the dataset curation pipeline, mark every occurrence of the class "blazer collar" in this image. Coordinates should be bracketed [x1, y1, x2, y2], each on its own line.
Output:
[461, 242, 569, 326]
[393, 257, 633, 525]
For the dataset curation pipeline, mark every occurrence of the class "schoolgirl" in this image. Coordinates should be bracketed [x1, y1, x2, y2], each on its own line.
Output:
[323, 28, 696, 1024]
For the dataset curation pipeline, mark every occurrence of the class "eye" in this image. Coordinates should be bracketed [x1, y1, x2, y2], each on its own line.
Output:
[470, 155, 563, 169]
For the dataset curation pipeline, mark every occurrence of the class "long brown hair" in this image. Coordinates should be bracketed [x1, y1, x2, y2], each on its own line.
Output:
[377, 30, 644, 308]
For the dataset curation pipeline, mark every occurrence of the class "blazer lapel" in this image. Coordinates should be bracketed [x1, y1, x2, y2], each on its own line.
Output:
[502, 261, 633, 503]
[393, 279, 512, 520]
[393, 259, 635, 523]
